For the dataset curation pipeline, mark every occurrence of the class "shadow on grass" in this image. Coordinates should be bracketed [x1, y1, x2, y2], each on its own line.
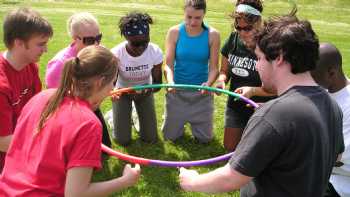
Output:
[93, 124, 231, 196]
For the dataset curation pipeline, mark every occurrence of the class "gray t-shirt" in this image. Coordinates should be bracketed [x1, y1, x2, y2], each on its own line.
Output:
[229, 86, 344, 197]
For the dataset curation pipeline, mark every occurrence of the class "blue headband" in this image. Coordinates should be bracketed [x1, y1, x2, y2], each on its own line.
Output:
[236, 4, 261, 16]
[124, 21, 149, 36]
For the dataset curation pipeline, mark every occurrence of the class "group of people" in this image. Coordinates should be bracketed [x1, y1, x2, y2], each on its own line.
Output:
[0, 0, 349, 196]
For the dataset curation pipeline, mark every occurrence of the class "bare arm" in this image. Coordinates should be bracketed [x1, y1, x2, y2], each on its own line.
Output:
[216, 56, 229, 90]
[337, 154, 342, 162]
[163, 26, 179, 85]
[65, 164, 140, 197]
[179, 163, 252, 193]
[206, 28, 220, 86]
[151, 62, 163, 92]
[0, 135, 12, 152]
[235, 86, 276, 98]
[0, 94, 14, 152]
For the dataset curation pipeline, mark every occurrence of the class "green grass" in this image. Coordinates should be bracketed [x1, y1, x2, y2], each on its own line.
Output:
[0, 0, 349, 196]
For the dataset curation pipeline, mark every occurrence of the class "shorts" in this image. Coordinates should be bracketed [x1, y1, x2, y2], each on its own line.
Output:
[224, 106, 252, 128]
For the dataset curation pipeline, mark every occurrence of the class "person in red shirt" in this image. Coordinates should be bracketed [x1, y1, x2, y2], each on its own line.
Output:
[0, 45, 141, 196]
[0, 7, 53, 172]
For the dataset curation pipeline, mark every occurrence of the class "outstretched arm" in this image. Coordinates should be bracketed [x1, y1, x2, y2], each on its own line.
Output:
[235, 86, 276, 98]
[65, 164, 141, 197]
[179, 163, 252, 193]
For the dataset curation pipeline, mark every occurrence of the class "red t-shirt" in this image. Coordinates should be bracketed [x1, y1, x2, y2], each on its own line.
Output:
[0, 54, 42, 172]
[0, 90, 102, 197]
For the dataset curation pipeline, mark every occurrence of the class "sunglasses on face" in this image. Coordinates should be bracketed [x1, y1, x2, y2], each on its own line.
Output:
[78, 33, 102, 45]
[235, 24, 254, 32]
[130, 40, 149, 48]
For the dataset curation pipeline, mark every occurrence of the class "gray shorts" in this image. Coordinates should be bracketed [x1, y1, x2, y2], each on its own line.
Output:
[162, 90, 213, 143]
[224, 106, 251, 128]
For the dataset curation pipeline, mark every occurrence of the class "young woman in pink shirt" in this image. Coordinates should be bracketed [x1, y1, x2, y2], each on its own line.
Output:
[0, 46, 141, 196]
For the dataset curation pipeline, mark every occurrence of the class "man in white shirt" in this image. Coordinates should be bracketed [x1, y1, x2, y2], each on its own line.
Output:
[312, 43, 350, 197]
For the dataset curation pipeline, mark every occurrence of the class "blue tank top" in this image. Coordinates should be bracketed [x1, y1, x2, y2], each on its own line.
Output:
[174, 23, 210, 85]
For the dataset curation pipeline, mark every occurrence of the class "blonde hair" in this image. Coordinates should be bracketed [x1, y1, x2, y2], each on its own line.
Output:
[67, 12, 99, 37]
[37, 45, 118, 133]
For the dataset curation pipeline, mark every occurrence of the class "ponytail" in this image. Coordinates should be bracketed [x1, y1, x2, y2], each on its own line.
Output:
[36, 58, 77, 133]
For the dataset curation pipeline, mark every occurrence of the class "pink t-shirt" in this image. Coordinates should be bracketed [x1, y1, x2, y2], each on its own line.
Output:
[0, 89, 102, 197]
[45, 43, 78, 88]
[0, 54, 42, 172]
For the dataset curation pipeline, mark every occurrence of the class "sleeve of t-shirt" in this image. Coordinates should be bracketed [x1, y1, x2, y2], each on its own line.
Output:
[67, 120, 102, 170]
[45, 59, 64, 89]
[111, 44, 122, 57]
[220, 33, 234, 58]
[0, 92, 13, 136]
[229, 116, 285, 177]
[153, 44, 163, 65]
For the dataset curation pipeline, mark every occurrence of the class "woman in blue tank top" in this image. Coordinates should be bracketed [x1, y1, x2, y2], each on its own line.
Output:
[162, 0, 220, 143]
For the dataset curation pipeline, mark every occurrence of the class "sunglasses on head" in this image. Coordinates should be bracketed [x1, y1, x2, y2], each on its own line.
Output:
[130, 40, 149, 48]
[78, 33, 102, 45]
[235, 24, 254, 32]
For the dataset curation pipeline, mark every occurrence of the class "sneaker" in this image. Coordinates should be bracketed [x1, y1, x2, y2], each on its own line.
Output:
[131, 102, 140, 132]
[104, 104, 140, 136]
[104, 110, 114, 131]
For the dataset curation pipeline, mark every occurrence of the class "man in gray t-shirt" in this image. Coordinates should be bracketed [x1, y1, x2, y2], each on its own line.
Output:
[178, 11, 344, 197]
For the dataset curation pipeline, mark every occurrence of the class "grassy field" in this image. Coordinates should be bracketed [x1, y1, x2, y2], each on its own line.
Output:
[0, 0, 349, 196]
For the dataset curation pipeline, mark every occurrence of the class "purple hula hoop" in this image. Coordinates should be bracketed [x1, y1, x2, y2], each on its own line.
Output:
[104, 84, 259, 167]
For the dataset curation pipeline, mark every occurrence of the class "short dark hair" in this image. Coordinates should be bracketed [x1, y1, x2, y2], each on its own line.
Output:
[317, 43, 342, 71]
[311, 43, 343, 88]
[3, 7, 53, 49]
[118, 11, 153, 37]
[184, 0, 206, 13]
[256, 9, 319, 74]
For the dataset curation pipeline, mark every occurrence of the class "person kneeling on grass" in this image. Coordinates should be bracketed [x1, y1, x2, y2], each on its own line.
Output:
[0, 46, 140, 197]
[111, 11, 162, 146]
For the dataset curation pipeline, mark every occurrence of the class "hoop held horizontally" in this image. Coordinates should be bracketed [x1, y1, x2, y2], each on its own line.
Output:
[105, 83, 259, 167]
[110, 83, 259, 108]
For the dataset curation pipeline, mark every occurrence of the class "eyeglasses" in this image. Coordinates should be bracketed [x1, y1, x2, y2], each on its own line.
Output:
[78, 33, 102, 45]
[130, 40, 149, 48]
[235, 24, 254, 32]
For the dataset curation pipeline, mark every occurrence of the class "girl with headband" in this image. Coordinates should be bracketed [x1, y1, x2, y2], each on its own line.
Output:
[45, 12, 113, 150]
[111, 11, 162, 146]
[216, 0, 275, 151]
[0, 46, 141, 196]
[162, 0, 220, 143]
